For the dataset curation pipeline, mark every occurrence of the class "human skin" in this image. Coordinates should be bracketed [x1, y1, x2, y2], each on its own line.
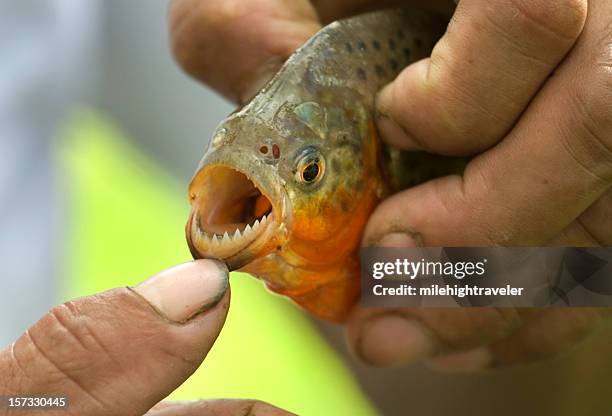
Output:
[0, 260, 293, 416]
[168, 0, 612, 370]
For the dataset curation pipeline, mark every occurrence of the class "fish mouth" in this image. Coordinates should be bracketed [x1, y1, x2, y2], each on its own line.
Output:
[187, 164, 279, 269]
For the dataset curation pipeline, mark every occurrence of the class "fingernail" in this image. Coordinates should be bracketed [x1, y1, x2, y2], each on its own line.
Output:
[359, 314, 437, 367]
[375, 88, 423, 151]
[377, 232, 419, 248]
[133, 259, 228, 323]
[427, 347, 494, 372]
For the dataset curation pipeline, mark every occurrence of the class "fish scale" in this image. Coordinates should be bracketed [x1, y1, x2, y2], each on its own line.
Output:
[290, 9, 439, 92]
[186, 8, 465, 321]
[249, 9, 442, 117]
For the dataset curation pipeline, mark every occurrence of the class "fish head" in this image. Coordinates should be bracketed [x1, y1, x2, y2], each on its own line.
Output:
[186, 88, 382, 293]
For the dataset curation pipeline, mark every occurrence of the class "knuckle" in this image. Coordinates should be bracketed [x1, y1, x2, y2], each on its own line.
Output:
[459, 164, 525, 245]
[27, 302, 115, 373]
[582, 48, 612, 136]
[169, 0, 240, 76]
[168, 3, 204, 75]
[422, 308, 521, 351]
[509, 0, 587, 41]
[568, 48, 612, 182]
[525, 309, 601, 353]
[463, 308, 522, 346]
[427, 89, 504, 154]
[10, 302, 117, 412]
[425, 47, 508, 153]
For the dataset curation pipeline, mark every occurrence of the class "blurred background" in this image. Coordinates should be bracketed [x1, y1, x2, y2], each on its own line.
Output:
[1, 2, 377, 415]
[0, 0, 232, 350]
[3, 2, 609, 415]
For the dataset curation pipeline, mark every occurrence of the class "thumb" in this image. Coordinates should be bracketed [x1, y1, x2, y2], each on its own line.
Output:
[0, 259, 229, 416]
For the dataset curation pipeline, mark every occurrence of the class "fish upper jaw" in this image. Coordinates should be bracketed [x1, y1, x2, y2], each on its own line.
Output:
[186, 160, 288, 270]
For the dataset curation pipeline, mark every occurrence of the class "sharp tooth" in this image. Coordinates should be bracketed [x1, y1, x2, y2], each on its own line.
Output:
[253, 219, 260, 229]
[212, 234, 219, 245]
[195, 223, 204, 237]
[222, 231, 230, 243]
[244, 224, 252, 235]
[234, 228, 242, 239]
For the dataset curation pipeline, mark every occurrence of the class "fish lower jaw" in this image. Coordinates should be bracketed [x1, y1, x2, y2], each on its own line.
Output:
[191, 212, 273, 259]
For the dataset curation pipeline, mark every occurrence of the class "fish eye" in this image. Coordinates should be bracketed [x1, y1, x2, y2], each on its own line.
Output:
[294, 147, 325, 185]
[302, 161, 320, 183]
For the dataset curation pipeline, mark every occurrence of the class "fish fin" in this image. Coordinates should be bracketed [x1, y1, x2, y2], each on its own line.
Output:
[294, 101, 328, 139]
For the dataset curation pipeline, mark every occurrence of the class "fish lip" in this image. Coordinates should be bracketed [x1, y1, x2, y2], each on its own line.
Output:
[186, 162, 284, 270]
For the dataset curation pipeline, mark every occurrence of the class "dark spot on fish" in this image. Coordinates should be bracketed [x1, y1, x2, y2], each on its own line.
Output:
[276, 245, 281, 251]
[332, 158, 342, 174]
[357, 40, 366, 51]
[415, 38, 423, 48]
[340, 197, 350, 212]
[345, 42, 353, 53]
[397, 29, 405, 39]
[272, 144, 280, 159]
[259, 145, 268, 155]
[403, 48, 411, 60]
[372, 40, 381, 50]
[388, 39, 396, 50]
[389, 59, 399, 72]
[375, 64, 386, 78]
[357, 68, 367, 81]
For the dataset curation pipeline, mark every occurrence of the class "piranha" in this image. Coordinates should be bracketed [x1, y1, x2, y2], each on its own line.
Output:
[186, 8, 463, 321]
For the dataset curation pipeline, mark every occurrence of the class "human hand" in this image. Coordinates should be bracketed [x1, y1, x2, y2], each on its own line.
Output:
[168, 0, 611, 369]
[348, 0, 612, 370]
[169, 0, 454, 104]
[0, 260, 292, 415]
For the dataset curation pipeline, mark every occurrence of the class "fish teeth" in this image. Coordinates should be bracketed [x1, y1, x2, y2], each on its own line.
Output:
[201, 232, 210, 244]
[197, 214, 276, 249]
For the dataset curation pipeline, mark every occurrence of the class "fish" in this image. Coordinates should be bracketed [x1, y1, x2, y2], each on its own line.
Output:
[186, 8, 465, 322]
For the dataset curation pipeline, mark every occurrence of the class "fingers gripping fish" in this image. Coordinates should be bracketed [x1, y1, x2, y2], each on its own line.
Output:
[186, 8, 463, 321]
